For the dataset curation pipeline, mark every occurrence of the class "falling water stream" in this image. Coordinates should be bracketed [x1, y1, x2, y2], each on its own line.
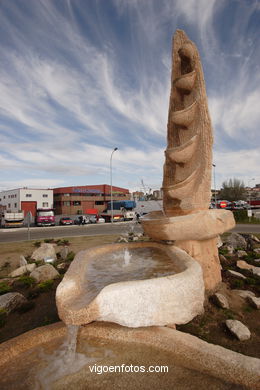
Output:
[34, 325, 90, 389]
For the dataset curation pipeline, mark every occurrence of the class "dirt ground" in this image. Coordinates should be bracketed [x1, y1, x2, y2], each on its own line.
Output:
[0, 233, 259, 360]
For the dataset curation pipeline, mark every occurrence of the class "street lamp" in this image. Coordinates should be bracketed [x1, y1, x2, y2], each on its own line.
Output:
[110, 147, 118, 223]
[212, 163, 217, 208]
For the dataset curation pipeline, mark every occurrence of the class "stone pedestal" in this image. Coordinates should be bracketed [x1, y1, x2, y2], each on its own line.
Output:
[141, 209, 235, 291]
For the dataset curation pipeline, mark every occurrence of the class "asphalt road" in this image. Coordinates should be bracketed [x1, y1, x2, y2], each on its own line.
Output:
[0, 222, 143, 243]
[0, 222, 259, 243]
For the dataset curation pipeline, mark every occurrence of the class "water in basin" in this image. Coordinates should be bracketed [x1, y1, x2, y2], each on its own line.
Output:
[84, 247, 180, 304]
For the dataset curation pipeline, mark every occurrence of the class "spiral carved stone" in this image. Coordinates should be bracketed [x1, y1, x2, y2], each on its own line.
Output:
[163, 30, 213, 216]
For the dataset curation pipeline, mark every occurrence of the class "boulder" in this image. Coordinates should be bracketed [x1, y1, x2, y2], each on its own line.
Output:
[9, 263, 36, 278]
[247, 296, 260, 309]
[233, 290, 255, 299]
[19, 255, 28, 266]
[226, 270, 246, 280]
[251, 234, 260, 243]
[253, 248, 260, 254]
[236, 250, 247, 258]
[226, 233, 247, 250]
[225, 320, 251, 341]
[30, 264, 59, 283]
[236, 260, 254, 271]
[212, 293, 229, 309]
[216, 235, 223, 248]
[0, 292, 27, 314]
[252, 267, 260, 277]
[56, 262, 67, 270]
[31, 243, 57, 262]
[59, 246, 70, 260]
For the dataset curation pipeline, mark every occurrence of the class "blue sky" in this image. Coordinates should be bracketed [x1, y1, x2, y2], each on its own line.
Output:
[0, 0, 259, 192]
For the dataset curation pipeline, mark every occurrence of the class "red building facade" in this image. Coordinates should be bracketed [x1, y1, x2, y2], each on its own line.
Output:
[53, 184, 130, 215]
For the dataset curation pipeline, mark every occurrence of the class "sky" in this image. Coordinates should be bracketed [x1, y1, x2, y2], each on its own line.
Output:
[0, 0, 259, 193]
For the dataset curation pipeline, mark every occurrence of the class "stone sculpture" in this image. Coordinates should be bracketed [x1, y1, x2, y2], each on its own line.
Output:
[163, 29, 213, 216]
[142, 30, 235, 291]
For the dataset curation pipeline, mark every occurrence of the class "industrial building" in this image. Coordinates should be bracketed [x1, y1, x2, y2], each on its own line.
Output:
[0, 188, 53, 216]
[53, 184, 130, 215]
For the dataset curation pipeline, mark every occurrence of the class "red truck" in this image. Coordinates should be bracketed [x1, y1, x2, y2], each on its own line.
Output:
[36, 208, 55, 226]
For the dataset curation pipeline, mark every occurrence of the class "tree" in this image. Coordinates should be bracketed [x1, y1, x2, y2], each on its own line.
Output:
[218, 178, 246, 201]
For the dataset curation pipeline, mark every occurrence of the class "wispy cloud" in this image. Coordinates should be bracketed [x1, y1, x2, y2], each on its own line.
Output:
[0, 0, 259, 191]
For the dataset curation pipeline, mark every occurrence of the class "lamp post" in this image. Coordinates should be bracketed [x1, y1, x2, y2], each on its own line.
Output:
[212, 163, 217, 208]
[110, 147, 118, 223]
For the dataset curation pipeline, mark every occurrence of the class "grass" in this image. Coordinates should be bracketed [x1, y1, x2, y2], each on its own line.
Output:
[0, 282, 11, 295]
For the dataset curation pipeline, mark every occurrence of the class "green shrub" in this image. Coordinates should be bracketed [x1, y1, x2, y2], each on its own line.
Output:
[33, 241, 41, 247]
[44, 238, 55, 243]
[230, 279, 244, 289]
[18, 276, 36, 288]
[233, 210, 260, 224]
[66, 251, 75, 262]
[0, 282, 11, 295]
[37, 279, 54, 292]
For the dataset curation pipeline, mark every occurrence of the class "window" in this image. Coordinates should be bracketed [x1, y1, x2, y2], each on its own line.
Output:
[26, 194, 32, 197]
[64, 193, 70, 197]
[73, 201, 81, 206]
[42, 194, 48, 198]
[42, 202, 48, 207]
[14, 203, 17, 208]
[8, 203, 11, 208]
[63, 201, 70, 206]
[95, 201, 104, 205]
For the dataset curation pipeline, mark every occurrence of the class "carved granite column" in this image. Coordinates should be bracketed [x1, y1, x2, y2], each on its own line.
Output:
[142, 30, 235, 291]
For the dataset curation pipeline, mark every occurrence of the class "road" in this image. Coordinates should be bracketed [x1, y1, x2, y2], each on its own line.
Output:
[0, 222, 143, 243]
[0, 222, 259, 243]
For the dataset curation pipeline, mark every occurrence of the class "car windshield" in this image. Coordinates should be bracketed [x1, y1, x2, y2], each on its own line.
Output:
[62, 217, 71, 220]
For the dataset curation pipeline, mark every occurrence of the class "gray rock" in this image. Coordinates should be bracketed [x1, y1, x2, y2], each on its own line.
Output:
[0, 292, 27, 314]
[212, 293, 229, 309]
[217, 235, 223, 248]
[237, 250, 247, 258]
[251, 235, 260, 243]
[236, 260, 254, 271]
[30, 264, 59, 283]
[252, 267, 260, 277]
[9, 263, 36, 278]
[225, 320, 251, 341]
[247, 296, 260, 309]
[219, 254, 228, 264]
[226, 245, 234, 255]
[56, 262, 67, 270]
[253, 248, 260, 254]
[19, 255, 28, 266]
[233, 290, 255, 299]
[227, 270, 246, 280]
[117, 237, 128, 243]
[254, 259, 260, 263]
[226, 233, 247, 250]
[59, 246, 70, 260]
[31, 243, 57, 262]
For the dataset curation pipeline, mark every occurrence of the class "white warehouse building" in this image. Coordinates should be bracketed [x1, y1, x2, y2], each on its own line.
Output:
[0, 188, 53, 217]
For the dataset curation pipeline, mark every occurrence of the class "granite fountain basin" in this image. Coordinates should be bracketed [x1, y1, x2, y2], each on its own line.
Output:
[0, 322, 259, 390]
[56, 242, 205, 327]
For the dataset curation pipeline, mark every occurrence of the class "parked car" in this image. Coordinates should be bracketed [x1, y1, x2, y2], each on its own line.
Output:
[97, 217, 105, 223]
[59, 217, 73, 225]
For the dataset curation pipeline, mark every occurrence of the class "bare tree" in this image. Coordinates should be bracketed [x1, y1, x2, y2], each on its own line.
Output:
[218, 178, 246, 201]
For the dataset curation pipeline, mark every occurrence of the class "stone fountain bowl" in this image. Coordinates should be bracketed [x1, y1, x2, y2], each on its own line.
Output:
[0, 322, 259, 390]
[141, 209, 236, 242]
[56, 242, 205, 327]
